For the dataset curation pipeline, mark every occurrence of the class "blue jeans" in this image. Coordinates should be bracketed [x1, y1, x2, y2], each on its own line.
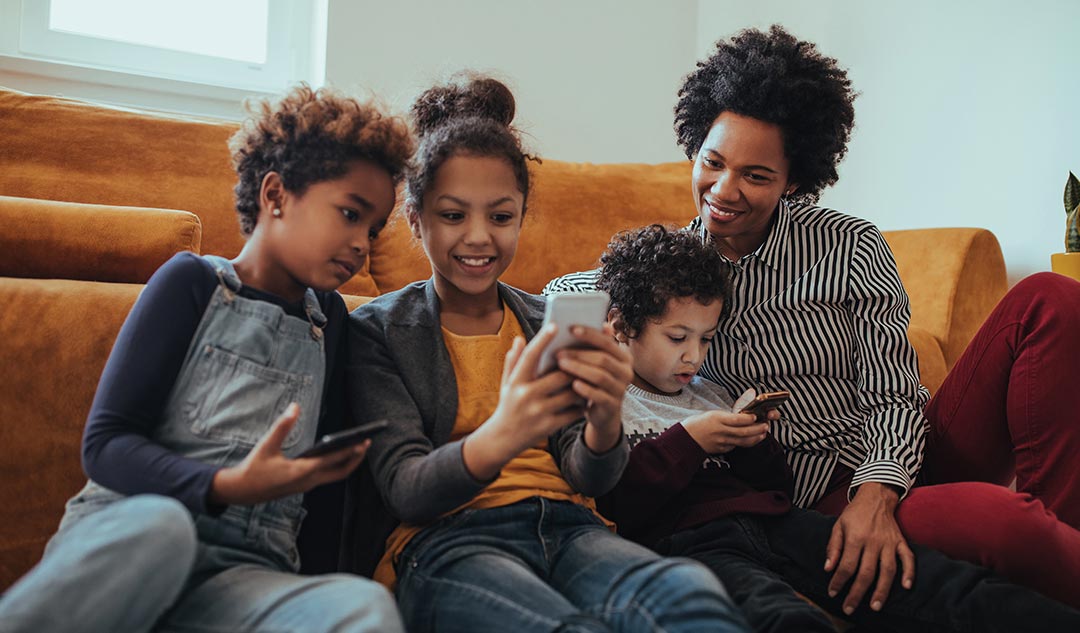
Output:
[395, 497, 750, 633]
[656, 507, 1080, 633]
[0, 495, 403, 633]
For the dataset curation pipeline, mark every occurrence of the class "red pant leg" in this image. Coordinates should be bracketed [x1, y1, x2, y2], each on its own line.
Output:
[896, 482, 1080, 608]
[924, 272, 1080, 527]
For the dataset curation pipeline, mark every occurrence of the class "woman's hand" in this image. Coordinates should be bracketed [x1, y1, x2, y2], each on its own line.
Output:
[825, 482, 916, 614]
[463, 325, 587, 479]
[210, 403, 369, 506]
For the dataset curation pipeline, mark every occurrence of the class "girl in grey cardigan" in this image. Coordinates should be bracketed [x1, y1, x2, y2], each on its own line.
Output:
[345, 75, 749, 633]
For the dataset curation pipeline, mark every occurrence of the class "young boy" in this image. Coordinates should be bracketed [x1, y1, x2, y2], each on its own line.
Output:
[596, 224, 1080, 633]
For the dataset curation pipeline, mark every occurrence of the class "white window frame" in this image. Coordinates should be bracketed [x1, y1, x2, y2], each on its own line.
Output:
[0, 0, 327, 117]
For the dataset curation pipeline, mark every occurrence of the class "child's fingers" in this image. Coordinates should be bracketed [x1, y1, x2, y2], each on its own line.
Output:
[512, 324, 558, 381]
[501, 337, 525, 383]
[255, 403, 301, 456]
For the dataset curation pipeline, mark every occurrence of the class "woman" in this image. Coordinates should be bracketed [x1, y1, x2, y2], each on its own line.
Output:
[547, 25, 1080, 612]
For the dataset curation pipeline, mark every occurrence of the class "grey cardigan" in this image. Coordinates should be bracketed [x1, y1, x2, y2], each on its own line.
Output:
[345, 279, 628, 526]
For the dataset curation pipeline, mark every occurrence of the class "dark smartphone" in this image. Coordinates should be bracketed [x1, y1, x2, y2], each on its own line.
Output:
[739, 390, 791, 416]
[296, 419, 389, 458]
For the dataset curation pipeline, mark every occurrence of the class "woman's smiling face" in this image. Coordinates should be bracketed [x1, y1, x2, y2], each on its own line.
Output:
[691, 111, 795, 260]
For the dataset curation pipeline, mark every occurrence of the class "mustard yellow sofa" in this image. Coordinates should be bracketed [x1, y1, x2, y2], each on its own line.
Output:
[0, 86, 1008, 591]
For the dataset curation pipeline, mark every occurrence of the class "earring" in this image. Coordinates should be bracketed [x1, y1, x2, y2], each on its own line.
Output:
[272, 208, 282, 217]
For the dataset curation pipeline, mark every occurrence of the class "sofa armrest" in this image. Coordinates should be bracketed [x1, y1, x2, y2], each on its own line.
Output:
[0, 195, 202, 284]
[0, 277, 144, 590]
[882, 228, 1007, 370]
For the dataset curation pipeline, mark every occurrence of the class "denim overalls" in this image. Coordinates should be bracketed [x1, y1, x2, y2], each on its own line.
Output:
[58, 255, 326, 572]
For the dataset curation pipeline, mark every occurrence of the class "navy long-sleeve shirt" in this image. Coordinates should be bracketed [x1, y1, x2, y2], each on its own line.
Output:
[80, 252, 349, 572]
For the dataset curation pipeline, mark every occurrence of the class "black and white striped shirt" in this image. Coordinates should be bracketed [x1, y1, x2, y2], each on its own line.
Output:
[544, 200, 932, 508]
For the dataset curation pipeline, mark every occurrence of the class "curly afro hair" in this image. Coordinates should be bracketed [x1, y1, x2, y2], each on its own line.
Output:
[405, 74, 531, 216]
[597, 224, 731, 338]
[675, 25, 855, 202]
[229, 83, 414, 236]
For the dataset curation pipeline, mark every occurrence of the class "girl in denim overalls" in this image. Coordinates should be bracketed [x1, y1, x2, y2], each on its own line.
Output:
[347, 75, 751, 633]
[0, 85, 413, 633]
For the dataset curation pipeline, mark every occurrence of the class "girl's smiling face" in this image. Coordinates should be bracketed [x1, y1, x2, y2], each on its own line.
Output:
[409, 154, 525, 312]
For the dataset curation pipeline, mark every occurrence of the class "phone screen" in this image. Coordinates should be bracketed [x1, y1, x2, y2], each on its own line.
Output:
[537, 291, 610, 374]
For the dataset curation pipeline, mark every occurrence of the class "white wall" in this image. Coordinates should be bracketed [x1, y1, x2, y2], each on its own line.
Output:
[697, 0, 1080, 281]
[4, 0, 1077, 278]
[324, 0, 696, 164]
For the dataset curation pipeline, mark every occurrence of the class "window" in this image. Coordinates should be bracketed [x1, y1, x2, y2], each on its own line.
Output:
[10, 0, 325, 95]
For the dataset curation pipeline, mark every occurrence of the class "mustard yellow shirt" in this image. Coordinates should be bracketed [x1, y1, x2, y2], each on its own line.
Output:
[374, 304, 611, 587]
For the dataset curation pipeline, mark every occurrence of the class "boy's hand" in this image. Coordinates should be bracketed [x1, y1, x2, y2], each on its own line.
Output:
[681, 408, 771, 454]
[555, 323, 634, 453]
[210, 403, 368, 506]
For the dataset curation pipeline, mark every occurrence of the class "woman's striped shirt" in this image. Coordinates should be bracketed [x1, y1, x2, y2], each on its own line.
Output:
[543, 200, 932, 508]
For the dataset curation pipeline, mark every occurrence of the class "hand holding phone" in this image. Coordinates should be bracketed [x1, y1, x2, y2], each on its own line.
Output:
[536, 291, 610, 374]
[738, 390, 791, 417]
[296, 419, 389, 458]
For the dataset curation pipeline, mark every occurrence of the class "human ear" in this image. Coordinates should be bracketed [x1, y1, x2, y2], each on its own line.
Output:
[783, 182, 800, 197]
[405, 204, 422, 239]
[259, 172, 287, 217]
[607, 308, 632, 344]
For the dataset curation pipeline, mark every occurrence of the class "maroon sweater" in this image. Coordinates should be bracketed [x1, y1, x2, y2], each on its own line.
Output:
[598, 422, 794, 548]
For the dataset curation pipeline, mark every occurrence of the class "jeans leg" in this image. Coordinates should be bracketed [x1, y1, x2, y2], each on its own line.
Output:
[394, 504, 608, 633]
[0, 495, 197, 633]
[158, 564, 402, 633]
[551, 520, 751, 633]
[663, 515, 835, 633]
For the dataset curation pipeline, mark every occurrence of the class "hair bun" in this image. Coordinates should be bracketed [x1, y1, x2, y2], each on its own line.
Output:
[412, 74, 516, 136]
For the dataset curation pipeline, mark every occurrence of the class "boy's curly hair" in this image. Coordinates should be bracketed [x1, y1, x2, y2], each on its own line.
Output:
[674, 25, 855, 202]
[597, 224, 731, 338]
[229, 84, 414, 235]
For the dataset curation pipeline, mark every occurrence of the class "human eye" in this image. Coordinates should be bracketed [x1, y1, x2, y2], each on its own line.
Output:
[492, 211, 515, 224]
[369, 226, 381, 241]
[440, 211, 464, 222]
[745, 172, 771, 184]
[668, 335, 686, 343]
[340, 207, 360, 222]
[702, 156, 721, 169]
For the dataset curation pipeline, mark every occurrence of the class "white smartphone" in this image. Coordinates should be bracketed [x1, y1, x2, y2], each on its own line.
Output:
[536, 291, 611, 374]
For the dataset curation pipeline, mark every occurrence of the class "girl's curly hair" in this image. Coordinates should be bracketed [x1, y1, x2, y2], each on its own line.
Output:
[597, 224, 731, 338]
[229, 83, 414, 235]
[405, 74, 531, 216]
[674, 25, 856, 202]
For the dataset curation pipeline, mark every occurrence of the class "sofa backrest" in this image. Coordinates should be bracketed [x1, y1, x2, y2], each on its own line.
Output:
[368, 160, 695, 294]
[0, 87, 381, 297]
[0, 196, 203, 284]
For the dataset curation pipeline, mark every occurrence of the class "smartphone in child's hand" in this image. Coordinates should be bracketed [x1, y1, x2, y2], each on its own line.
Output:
[537, 291, 611, 374]
[296, 419, 389, 458]
[739, 390, 791, 417]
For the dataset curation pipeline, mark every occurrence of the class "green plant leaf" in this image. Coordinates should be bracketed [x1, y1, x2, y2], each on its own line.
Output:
[1068, 206, 1080, 253]
[1066, 172, 1080, 215]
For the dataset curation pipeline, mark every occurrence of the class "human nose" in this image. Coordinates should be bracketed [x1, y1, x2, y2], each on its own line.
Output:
[350, 229, 371, 258]
[681, 344, 702, 366]
[710, 170, 739, 202]
[463, 216, 492, 245]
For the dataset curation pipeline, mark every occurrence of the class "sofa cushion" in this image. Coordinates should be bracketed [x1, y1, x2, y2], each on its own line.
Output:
[0, 277, 142, 590]
[0, 196, 202, 283]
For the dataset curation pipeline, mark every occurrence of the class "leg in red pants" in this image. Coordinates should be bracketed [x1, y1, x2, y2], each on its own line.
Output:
[814, 273, 1080, 607]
